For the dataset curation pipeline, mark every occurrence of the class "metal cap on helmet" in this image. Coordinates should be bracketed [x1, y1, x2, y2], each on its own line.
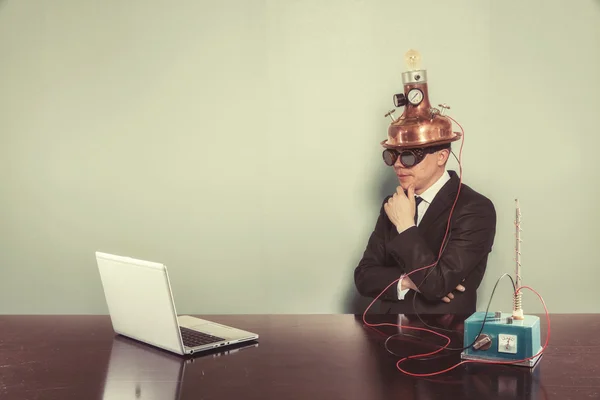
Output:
[381, 49, 462, 150]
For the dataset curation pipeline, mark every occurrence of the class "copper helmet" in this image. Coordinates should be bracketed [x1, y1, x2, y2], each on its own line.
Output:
[381, 49, 462, 150]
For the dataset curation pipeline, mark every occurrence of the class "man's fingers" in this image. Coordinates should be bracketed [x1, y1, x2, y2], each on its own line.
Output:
[442, 296, 451, 303]
[407, 184, 415, 200]
[447, 292, 454, 300]
[384, 203, 391, 216]
[456, 284, 465, 292]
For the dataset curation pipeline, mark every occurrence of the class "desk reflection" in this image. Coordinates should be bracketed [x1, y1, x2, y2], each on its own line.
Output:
[101, 336, 258, 400]
[461, 363, 543, 400]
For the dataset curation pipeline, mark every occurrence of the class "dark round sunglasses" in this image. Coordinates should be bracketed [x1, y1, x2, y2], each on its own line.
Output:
[382, 144, 449, 167]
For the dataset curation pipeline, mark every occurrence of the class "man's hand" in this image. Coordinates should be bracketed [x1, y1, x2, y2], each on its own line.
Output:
[400, 275, 420, 292]
[442, 282, 466, 303]
[403, 276, 467, 303]
[384, 185, 416, 233]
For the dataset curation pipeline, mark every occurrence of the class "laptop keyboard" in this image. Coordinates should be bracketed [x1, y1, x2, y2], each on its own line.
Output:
[180, 326, 225, 348]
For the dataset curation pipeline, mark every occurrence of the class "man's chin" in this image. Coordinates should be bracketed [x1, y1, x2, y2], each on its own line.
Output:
[397, 178, 412, 190]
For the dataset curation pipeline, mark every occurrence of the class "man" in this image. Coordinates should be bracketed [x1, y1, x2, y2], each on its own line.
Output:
[354, 142, 496, 314]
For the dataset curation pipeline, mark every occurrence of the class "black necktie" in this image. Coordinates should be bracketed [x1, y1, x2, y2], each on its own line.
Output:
[414, 196, 423, 225]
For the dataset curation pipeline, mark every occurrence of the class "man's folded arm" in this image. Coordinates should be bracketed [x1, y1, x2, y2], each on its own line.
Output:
[354, 200, 404, 301]
[387, 199, 496, 302]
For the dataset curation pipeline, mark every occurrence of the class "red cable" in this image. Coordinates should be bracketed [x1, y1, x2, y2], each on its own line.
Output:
[361, 115, 550, 376]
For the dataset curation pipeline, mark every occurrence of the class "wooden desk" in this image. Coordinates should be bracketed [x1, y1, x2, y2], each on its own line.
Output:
[0, 314, 597, 399]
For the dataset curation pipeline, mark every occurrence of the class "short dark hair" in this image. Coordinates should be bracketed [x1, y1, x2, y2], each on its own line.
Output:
[410, 142, 451, 153]
[422, 142, 451, 165]
[427, 142, 451, 151]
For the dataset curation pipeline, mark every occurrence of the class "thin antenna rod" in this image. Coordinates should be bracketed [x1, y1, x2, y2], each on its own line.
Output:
[515, 199, 522, 288]
[513, 198, 524, 319]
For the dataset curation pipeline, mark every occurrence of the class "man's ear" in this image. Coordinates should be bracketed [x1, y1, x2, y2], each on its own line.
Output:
[437, 149, 450, 166]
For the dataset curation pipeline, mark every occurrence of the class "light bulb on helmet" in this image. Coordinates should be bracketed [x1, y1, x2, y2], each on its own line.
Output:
[404, 49, 421, 71]
[401, 49, 427, 85]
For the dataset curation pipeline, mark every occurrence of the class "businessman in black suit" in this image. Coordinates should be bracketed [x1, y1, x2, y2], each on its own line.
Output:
[354, 142, 496, 314]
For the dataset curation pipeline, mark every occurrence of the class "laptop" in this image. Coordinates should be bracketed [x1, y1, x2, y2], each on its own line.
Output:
[95, 251, 259, 356]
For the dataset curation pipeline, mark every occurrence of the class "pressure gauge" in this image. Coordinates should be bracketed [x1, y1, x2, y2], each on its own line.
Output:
[407, 88, 423, 105]
[498, 334, 518, 354]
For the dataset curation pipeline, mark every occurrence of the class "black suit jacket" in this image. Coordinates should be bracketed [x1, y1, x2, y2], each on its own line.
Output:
[354, 170, 496, 314]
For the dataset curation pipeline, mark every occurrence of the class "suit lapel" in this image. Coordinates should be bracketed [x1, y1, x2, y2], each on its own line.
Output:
[417, 171, 460, 233]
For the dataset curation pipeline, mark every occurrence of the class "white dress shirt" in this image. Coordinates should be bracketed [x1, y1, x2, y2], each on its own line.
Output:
[397, 170, 451, 300]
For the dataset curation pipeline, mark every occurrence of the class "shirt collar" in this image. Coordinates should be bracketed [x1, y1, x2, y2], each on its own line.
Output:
[417, 169, 450, 205]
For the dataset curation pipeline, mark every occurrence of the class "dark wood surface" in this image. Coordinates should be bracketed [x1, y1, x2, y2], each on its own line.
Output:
[0, 313, 598, 400]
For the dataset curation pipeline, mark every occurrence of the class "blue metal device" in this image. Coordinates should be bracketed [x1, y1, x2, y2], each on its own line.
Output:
[461, 311, 542, 367]
[461, 200, 544, 367]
